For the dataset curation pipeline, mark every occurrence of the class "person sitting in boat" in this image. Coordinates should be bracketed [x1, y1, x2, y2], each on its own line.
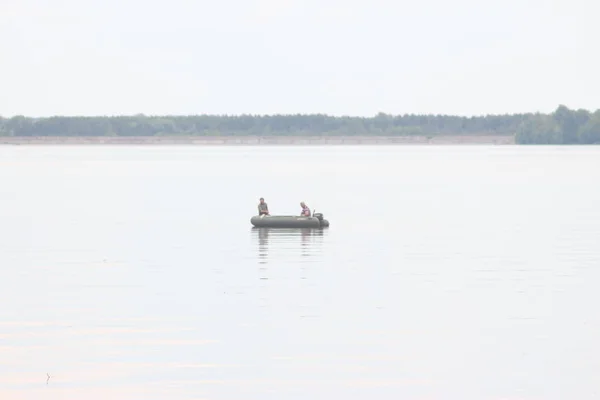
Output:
[300, 202, 311, 217]
[258, 197, 270, 216]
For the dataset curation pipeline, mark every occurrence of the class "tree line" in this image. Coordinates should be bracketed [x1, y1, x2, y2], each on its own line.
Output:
[1, 105, 598, 143]
[515, 105, 600, 144]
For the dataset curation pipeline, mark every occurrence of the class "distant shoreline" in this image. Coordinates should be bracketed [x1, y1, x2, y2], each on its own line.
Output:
[0, 135, 515, 145]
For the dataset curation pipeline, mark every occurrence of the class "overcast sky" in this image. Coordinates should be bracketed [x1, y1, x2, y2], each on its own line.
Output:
[1, 0, 597, 117]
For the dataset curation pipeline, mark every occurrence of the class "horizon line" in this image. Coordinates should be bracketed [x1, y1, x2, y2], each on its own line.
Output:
[1, 105, 594, 120]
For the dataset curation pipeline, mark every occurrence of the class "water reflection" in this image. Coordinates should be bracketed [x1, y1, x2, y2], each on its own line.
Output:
[251, 227, 326, 265]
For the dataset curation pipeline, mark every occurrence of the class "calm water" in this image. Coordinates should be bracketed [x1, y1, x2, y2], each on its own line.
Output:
[1, 145, 599, 400]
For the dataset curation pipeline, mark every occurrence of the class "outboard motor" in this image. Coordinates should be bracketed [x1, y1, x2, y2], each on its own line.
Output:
[313, 212, 328, 228]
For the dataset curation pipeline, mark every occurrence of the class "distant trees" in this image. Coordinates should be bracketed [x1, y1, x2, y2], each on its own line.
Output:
[0, 113, 525, 138]
[1, 106, 598, 143]
[515, 105, 600, 144]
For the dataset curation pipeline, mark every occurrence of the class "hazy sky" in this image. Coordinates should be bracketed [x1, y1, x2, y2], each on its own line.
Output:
[1, 0, 597, 117]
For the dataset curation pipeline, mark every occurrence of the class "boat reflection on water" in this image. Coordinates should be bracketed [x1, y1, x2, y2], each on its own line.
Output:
[251, 227, 327, 265]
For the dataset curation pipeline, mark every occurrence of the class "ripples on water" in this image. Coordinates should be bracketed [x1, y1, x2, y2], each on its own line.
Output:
[1, 146, 600, 400]
[253, 227, 326, 264]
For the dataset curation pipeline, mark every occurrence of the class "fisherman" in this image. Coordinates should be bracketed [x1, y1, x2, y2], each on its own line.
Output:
[300, 201, 311, 217]
[258, 197, 270, 216]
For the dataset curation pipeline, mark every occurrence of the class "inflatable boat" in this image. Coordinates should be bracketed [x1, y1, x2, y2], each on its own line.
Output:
[250, 212, 330, 228]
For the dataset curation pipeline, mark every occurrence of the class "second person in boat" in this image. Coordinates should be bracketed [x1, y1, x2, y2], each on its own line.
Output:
[300, 202, 311, 217]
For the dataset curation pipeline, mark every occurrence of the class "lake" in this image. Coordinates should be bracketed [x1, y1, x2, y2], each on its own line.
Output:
[1, 145, 599, 400]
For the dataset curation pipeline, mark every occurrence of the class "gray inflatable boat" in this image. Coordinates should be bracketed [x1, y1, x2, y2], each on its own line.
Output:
[250, 212, 330, 228]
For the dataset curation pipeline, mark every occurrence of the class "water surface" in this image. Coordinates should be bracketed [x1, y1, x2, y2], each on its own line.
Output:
[1, 145, 599, 400]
